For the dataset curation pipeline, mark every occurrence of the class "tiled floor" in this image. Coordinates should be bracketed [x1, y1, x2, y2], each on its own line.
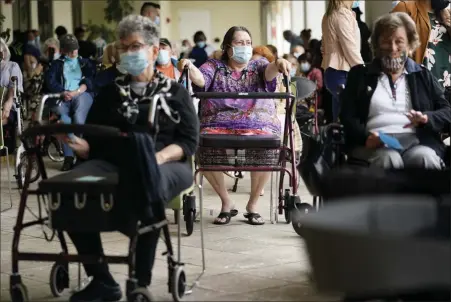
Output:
[0, 158, 338, 301]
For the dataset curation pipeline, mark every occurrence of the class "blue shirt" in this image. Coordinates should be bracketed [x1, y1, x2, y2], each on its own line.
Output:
[63, 57, 82, 91]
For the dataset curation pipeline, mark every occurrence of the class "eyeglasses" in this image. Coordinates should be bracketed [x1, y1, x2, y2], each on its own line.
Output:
[116, 42, 147, 53]
[232, 40, 252, 46]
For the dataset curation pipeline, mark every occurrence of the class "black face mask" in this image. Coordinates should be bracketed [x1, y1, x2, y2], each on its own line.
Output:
[431, 0, 450, 11]
[377, 50, 408, 73]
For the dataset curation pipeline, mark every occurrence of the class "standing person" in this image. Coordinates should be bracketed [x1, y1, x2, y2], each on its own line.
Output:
[283, 30, 304, 49]
[393, 0, 450, 88]
[298, 51, 324, 107]
[300, 29, 312, 49]
[74, 27, 96, 59]
[321, 0, 363, 122]
[156, 38, 180, 80]
[352, 6, 373, 62]
[140, 2, 161, 26]
[54, 26, 68, 40]
[188, 31, 214, 68]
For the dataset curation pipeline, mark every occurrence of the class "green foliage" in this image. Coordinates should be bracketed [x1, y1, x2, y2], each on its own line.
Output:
[104, 0, 133, 24]
[84, 21, 116, 43]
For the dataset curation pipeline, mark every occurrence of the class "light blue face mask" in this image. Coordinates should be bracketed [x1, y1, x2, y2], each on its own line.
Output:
[290, 69, 296, 78]
[300, 62, 311, 73]
[231, 46, 252, 64]
[157, 49, 170, 65]
[53, 53, 61, 60]
[119, 48, 150, 76]
[196, 41, 206, 48]
[352, 0, 360, 9]
[154, 16, 160, 26]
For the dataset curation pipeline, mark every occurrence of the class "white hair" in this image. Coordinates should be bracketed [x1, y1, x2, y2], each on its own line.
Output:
[117, 14, 160, 46]
[0, 38, 11, 62]
[43, 37, 60, 53]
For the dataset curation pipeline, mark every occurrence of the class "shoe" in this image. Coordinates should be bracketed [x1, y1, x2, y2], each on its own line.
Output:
[69, 278, 122, 302]
[61, 156, 75, 171]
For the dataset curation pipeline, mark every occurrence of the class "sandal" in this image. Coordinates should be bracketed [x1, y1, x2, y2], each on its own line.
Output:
[243, 212, 265, 225]
[214, 212, 233, 225]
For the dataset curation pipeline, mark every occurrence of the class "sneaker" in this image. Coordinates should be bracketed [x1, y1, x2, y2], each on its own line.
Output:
[61, 156, 75, 171]
[69, 278, 122, 302]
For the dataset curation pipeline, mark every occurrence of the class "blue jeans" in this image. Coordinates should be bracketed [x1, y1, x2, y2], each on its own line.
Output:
[324, 68, 348, 122]
[55, 92, 93, 157]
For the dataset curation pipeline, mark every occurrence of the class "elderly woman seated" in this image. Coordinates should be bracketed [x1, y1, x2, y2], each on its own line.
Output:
[1, 38, 23, 154]
[341, 12, 451, 170]
[178, 26, 291, 225]
[59, 15, 198, 302]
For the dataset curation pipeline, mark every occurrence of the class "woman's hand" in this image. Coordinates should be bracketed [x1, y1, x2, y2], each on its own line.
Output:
[1, 101, 13, 121]
[65, 136, 90, 159]
[365, 132, 382, 149]
[404, 110, 428, 128]
[177, 59, 192, 72]
[276, 58, 292, 76]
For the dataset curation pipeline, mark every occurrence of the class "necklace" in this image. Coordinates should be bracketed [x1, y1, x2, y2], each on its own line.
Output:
[379, 74, 411, 112]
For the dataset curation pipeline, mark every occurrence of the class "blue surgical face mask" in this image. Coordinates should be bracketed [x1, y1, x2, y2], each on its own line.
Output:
[300, 62, 311, 73]
[157, 49, 170, 65]
[119, 48, 150, 76]
[352, 0, 360, 9]
[154, 16, 160, 26]
[290, 69, 296, 78]
[231, 45, 252, 64]
[196, 41, 206, 48]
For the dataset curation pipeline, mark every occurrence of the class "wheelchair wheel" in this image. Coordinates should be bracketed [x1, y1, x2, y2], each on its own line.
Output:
[49, 262, 69, 297]
[47, 137, 64, 162]
[171, 265, 186, 302]
[128, 287, 154, 302]
[183, 195, 196, 236]
[291, 203, 314, 236]
[16, 153, 40, 189]
[10, 282, 29, 302]
[283, 189, 292, 223]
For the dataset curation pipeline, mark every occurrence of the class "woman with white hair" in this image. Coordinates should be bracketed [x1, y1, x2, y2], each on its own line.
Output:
[59, 15, 198, 302]
[1, 38, 23, 125]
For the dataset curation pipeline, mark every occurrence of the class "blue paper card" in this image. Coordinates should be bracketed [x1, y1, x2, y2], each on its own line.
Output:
[75, 176, 105, 182]
[378, 131, 404, 151]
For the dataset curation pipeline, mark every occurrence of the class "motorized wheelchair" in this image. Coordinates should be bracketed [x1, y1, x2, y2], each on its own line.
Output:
[8, 91, 205, 302]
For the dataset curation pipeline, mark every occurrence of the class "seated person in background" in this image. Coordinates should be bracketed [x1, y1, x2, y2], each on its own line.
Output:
[1, 38, 23, 152]
[43, 38, 61, 62]
[55, 26, 68, 41]
[188, 31, 213, 68]
[178, 26, 291, 225]
[266, 44, 279, 60]
[45, 34, 95, 171]
[64, 15, 198, 301]
[74, 26, 96, 59]
[102, 41, 120, 68]
[297, 51, 324, 107]
[290, 44, 305, 59]
[156, 38, 180, 80]
[282, 53, 298, 77]
[341, 12, 451, 170]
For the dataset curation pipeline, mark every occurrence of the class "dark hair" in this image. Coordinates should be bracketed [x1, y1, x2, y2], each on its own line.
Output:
[301, 29, 312, 40]
[220, 26, 252, 61]
[74, 27, 85, 36]
[140, 2, 160, 15]
[297, 51, 313, 64]
[193, 31, 207, 43]
[55, 26, 67, 37]
[214, 37, 220, 43]
[266, 44, 278, 58]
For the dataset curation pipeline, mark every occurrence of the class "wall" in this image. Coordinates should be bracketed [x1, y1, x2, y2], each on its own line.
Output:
[168, 1, 261, 45]
[0, 1, 13, 35]
[53, 0, 73, 36]
[365, 0, 394, 29]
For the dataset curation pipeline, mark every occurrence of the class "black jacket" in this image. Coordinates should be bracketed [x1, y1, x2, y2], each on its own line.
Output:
[340, 58, 451, 158]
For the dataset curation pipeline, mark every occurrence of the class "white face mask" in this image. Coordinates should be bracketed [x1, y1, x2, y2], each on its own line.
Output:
[230, 46, 253, 64]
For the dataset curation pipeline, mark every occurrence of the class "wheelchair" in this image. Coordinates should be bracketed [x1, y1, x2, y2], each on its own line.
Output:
[193, 74, 316, 224]
[9, 92, 205, 302]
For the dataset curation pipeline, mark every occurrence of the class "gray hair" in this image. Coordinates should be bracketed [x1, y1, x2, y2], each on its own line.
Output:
[43, 37, 60, 53]
[0, 38, 11, 62]
[117, 14, 159, 46]
[372, 12, 420, 55]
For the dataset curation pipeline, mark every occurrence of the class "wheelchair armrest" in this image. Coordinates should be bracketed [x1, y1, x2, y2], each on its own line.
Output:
[22, 124, 121, 139]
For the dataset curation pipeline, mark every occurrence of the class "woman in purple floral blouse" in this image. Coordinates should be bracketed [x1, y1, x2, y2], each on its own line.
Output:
[178, 26, 291, 225]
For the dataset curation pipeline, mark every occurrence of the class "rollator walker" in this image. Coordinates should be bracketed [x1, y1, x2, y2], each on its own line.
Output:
[9, 92, 205, 302]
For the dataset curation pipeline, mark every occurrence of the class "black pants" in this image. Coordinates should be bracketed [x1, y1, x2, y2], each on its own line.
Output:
[67, 159, 193, 286]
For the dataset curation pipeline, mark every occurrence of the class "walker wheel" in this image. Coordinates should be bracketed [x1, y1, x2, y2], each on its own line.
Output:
[49, 262, 69, 297]
[171, 265, 186, 302]
[128, 287, 154, 302]
[183, 195, 196, 236]
[10, 282, 29, 302]
[283, 190, 292, 224]
[291, 203, 314, 237]
[185, 210, 195, 236]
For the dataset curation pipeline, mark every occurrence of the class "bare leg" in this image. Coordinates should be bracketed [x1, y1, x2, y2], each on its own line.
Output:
[203, 171, 235, 223]
[246, 172, 271, 224]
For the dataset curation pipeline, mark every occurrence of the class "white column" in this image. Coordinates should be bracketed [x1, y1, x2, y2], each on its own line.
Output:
[0, 1, 14, 35]
[159, 0, 171, 38]
[291, 0, 305, 37]
[30, 0, 39, 30]
[305, 0, 326, 40]
[53, 0, 74, 36]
